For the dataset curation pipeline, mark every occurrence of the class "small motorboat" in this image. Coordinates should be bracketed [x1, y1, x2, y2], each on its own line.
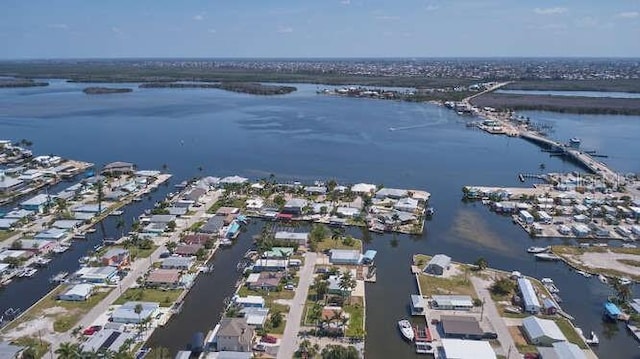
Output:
[527, 246, 550, 254]
[619, 277, 633, 286]
[575, 270, 592, 278]
[534, 253, 561, 261]
[598, 274, 608, 284]
[398, 319, 415, 341]
[541, 278, 559, 293]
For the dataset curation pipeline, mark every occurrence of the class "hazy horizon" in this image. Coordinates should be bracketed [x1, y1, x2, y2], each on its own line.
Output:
[3, 0, 639, 59]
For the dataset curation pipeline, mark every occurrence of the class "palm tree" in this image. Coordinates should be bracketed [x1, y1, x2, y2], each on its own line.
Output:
[55, 342, 81, 359]
[313, 277, 329, 302]
[474, 257, 488, 271]
[611, 278, 632, 304]
[134, 303, 144, 334]
[339, 271, 356, 305]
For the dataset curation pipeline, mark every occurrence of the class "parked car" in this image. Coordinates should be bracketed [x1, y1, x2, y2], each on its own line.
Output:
[261, 335, 278, 344]
[253, 344, 266, 352]
[284, 284, 295, 290]
[83, 325, 102, 336]
[483, 332, 498, 339]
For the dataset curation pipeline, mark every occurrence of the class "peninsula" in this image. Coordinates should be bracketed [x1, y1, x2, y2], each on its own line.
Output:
[0, 78, 48, 88]
[139, 82, 297, 95]
[82, 87, 132, 95]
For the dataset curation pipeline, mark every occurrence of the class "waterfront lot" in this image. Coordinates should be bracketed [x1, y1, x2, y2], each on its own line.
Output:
[114, 288, 182, 307]
[553, 245, 640, 280]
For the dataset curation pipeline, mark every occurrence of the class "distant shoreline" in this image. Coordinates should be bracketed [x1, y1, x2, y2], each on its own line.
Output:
[139, 82, 297, 95]
[83, 87, 132, 95]
[0, 78, 49, 88]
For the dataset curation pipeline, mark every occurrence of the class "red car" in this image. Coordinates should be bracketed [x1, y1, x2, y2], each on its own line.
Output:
[261, 335, 277, 344]
[83, 325, 102, 336]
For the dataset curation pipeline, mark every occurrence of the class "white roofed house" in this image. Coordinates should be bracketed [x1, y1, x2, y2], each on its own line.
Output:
[20, 194, 51, 213]
[274, 231, 308, 246]
[111, 301, 160, 324]
[329, 249, 362, 265]
[375, 188, 408, 199]
[282, 198, 308, 215]
[219, 175, 249, 185]
[58, 283, 95, 301]
[394, 197, 419, 213]
[350, 183, 377, 195]
[423, 254, 451, 276]
[517, 278, 541, 314]
[0, 176, 24, 194]
[101, 161, 135, 176]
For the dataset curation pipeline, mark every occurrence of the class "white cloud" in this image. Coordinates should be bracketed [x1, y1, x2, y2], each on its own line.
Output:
[425, 4, 440, 12]
[111, 27, 124, 35]
[340, 0, 350, 4]
[375, 15, 401, 21]
[48, 24, 69, 30]
[534, 7, 567, 15]
[193, 12, 205, 21]
[277, 26, 293, 33]
[208, 29, 217, 34]
[575, 16, 598, 28]
[616, 11, 639, 18]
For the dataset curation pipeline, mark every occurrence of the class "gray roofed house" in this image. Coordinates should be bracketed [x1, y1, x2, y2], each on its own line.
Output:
[102, 161, 135, 175]
[274, 231, 309, 245]
[375, 188, 408, 199]
[329, 249, 362, 265]
[167, 207, 188, 216]
[161, 256, 194, 270]
[81, 329, 136, 353]
[200, 216, 224, 234]
[4, 209, 34, 219]
[522, 316, 566, 346]
[52, 219, 81, 229]
[282, 198, 308, 214]
[304, 186, 327, 195]
[536, 341, 587, 359]
[215, 317, 254, 352]
[185, 188, 206, 202]
[0, 218, 18, 230]
[149, 214, 176, 223]
[424, 254, 451, 276]
[441, 315, 484, 339]
[432, 295, 474, 310]
[0, 177, 24, 193]
[219, 175, 249, 185]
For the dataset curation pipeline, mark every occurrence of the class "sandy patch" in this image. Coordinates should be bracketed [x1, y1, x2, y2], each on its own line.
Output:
[2, 317, 54, 340]
[42, 306, 67, 316]
[571, 251, 640, 277]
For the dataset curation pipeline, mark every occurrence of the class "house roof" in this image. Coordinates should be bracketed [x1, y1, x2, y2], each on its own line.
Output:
[441, 315, 483, 336]
[441, 339, 496, 359]
[0, 177, 22, 189]
[376, 188, 408, 198]
[201, 216, 224, 233]
[111, 302, 159, 322]
[102, 248, 129, 259]
[536, 342, 587, 359]
[161, 256, 194, 268]
[61, 283, 94, 298]
[274, 231, 308, 241]
[427, 254, 451, 268]
[146, 269, 181, 283]
[240, 307, 269, 326]
[20, 194, 50, 206]
[219, 175, 248, 184]
[182, 234, 211, 245]
[217, 317, 253, 345]
[103, 161, 134, 170]
[522, 316, 566, 342]
[149, 214, 176, 223]
[432, 295, 474, 307]
[233, 295, 265, 306]
[329, 249, 361, 262]
[0, 341, 25, 358]
[284, 198, 307, 208]
[175, 244, 202, 255]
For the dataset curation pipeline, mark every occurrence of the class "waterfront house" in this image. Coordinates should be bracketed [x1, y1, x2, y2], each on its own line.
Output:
[262, 247, 294, 259]
[145, 269, 181, 288]
[441, 315, 484, 340]
[362, 250, 377, 264]
[537, 342, 587, 359]
[232, 295, 265, 309]
[75, 266, 118, 284]
[161, 256, 194, 270]
[174, 244, 203, 256]
[251, 259, 287, 272]
[111, 301, 159, 324]
[240, 307, 269, 327]
[522, 316, 566, 346]
[81, 329, 136, 354]
[519, 210, 534, 225]
[3, 209, 34, 220]
[215, 317, 254, 352]
[304, 186, 327, 195]
[0, 218, 18, 230]
[51, 220, 81, 230]
[219, 175, 249, 185]
[245, 197, 264, 211]
[17, 239, 56, 254]
[101, 161, 135, 176]
[351, 183, 376, 194]
[329, 249, 362, 265]
[423, 254, 451, 276]
[182, 234, 211, 246]
[375, 188, 407, 199]
[149, 214, 176, 224]
[58, 283, 95, 301]
[604, 302, 624, 321]
[18, 169, 44, 182]
[440, 339, 497, 359]
[327, 272, 356, 296]
[274, 231, 308, 246]
[394, 197, 419, 213]
[282, 198, 307, 215]
[101, 248, 130, 267]
[34, 228, 67, 241]
[167, 206, 188, 216]
[431, 295, 474, 311]
[0, 250, 30, 262]
[20, 194, 50, 213]
[216, 207, 240, 216]
[573, 214, 589, 223]
[0, 177, 24, 194]
[537, 210, 552, 224]
[517, 278, 540, 314]
[246, 272, 284, 291]
[200, 216, 224, 234]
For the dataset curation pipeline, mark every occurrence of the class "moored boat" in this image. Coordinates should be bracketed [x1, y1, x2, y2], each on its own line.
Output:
[541, 278, 559, 293]
[527, 246, 550, 254]
[534, 253, 561, 261]
[598, 274, 608, 284]
[398, 319, 415, 341]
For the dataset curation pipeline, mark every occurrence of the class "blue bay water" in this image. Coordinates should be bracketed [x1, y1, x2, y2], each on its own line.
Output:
[1, 80, 639, 357]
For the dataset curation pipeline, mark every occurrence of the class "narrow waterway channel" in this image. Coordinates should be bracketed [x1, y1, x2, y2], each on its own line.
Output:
[145, 221, 257, 354]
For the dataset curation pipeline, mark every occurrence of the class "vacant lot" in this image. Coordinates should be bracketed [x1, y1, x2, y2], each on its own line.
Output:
[115, 288, 182, 307]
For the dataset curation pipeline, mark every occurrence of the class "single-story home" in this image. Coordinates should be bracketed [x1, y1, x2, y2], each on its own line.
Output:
[522, 316, 566, 346]
[20, 194, 50, 213]
[145, 269, 181, 288]
[182, 234, 211, 245]
[0, 218, 19, 230]
[246, 272, 284, 291]
[262, 247, 294, 259]
[174, 243, 203, 256]
[251, 259, 287, 272]
[440, 338, 497, 359]
[329, 249, 362, 265]
[240, 307, 270, 327]
[34, 228, 67, 240]
[111, 301, 159, 324]
[537, 341, 587, 359]
[441, 315, 484, 340]
[16, 239, 55, 254]
[432, 295, 474, 310]
[161, 256, 194, 270]
[58, 283, 95, 301]
[74, 266, 118, 284]
[232, 295, 265, 309]
[274, 231, 308, 246]
[423, 254, 451, 276]
[101, 248, 130, 267]
[102, 161, 135, 176]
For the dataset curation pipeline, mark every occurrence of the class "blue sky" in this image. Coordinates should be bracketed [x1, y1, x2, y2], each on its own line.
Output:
[1, 0, 639, 58]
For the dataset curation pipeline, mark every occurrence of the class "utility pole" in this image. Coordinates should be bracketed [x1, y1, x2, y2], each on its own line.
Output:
[481, 297, 486, 321]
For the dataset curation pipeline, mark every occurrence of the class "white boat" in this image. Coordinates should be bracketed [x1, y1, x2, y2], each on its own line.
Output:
[598, 274, 608, 284]
[576, 270, 592, 278]
[398, 319, 415, 341]
[21, 268, 37, 278]
[34, 257, 52, 266]
[541, 278, 560, 293]
[86, 228, 96, 233]
[620, 277, 633, 286]
[109, 210, 124, 216]
[534, 253, 561, 261]
[50, 271, 68, 283]
[415, 342, 434, 355]
[586, 331, 599, 346]
[527, 246, 550, 254]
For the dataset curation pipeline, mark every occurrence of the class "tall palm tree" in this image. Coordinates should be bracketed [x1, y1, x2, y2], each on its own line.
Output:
[339, 271, 356, 304]
[55, 342, 81, 359]
[134, 303, 144, 335]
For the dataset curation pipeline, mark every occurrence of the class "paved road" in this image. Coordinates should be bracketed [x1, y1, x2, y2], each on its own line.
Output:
[470, 276, 521, 359]
[277, 252, 317, 359]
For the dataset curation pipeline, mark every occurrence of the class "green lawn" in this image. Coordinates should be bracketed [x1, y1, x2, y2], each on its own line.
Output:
[344, 303, 365, 338]
[0, 230, 16, 241]
[417, 273, 477, 298]
[129, 245, 158, 259]
[115, 288, 182, 307]
[207, 197, 246, 214]
[11, 336, 50, 359]
[555, 318, 588, 349]
[315, 238, 362, 252]
[3, 286, 113, 333]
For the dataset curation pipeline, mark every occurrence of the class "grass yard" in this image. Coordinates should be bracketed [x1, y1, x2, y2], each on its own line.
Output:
[207, 197, 246, 214]
[115, 288, 182, 307]
[344, 303, 365, 338]
[129, 245, 158, 259]
[237, 287, 295, 302]
[556, 318, 588, 349]
[3, 286, 113, 333]
[0, 230, 16, 241]
[315, 238, 362, 252]
[417, 273, 476, 297]
[11, 336, 50, 359]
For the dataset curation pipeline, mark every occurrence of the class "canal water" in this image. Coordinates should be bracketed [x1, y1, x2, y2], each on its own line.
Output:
[1, 80, 639, 357]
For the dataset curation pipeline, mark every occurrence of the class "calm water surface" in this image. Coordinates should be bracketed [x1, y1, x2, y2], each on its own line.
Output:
[496, 89, 640, 99]
[1, 80, 640, 357]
